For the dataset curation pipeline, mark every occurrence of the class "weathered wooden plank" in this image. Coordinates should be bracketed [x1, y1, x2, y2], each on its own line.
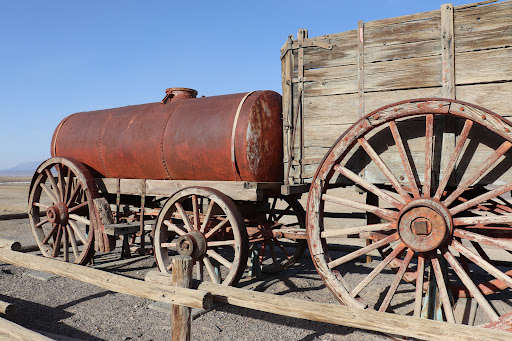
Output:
[304, 88, 443, 127]
[305, 55, 441, 96]
[365, 39, 441, 64]
[146, 271, 512, 341]
[456, 47, 512, 85]
[456, 82, 512, 117]
[454, 0, 512, 35]
[303, 31, 358, 70]
[282, 35, 294, 185]
[365, 9, 440, 28]
[0, 247, 212, 310]
[364, 15, 440, 47]
[441, 3, 455, 99]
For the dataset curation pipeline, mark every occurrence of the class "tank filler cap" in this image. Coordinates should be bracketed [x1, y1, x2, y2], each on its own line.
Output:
[161, 87, 198, 104]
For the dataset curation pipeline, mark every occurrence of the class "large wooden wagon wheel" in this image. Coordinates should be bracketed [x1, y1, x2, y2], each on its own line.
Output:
[154, 187, 248, 285]
[307, 99, 512, 325]
[28, 157, 98, 264]
[253, 197, 307, 273]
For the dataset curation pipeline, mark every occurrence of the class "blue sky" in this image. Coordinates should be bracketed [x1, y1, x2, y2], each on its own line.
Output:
[0, 0, 473, 169]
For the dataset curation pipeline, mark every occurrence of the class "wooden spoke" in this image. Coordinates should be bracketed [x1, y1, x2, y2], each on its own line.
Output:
[69, 220, 87, 245]
[350, 243, 406, 297]
[206, 249, 232, 269]
[200, 200, 216, 233]
[334, 164, 404, 208]
[161, 242, 177, 248]
[34, 202, 49, 210]
[453, 229, 512, 251]
[42, 224, 59, 245]
[321, 222, 394, 238]
[203, 257, 220, 284]
[207, 240, 236, 247]
[45, 169, 62, 202]
[164, 220, 187, 236]
[413, 253, 425, 318]
[452, 240, 512, 289]
[192, 195, 199, 230]
[66, 181, 81, 206]
[175, 202, 193, 232]
[430, 256, 456, 323]
[66, 225, 79, 258]
[434, 119, 473, 200]
[423, 114, 434, 197]
[52, 226, 63, 257]
[328, 233, 399, 269]
[389, 121, 420, 198]
[204, 217, 229, 240]
[450, 183, 512, 215]
[63, 224, 69, 262]
[166, 263, 173, 272]
[275, 205, 292, 222]
[40, 183, 58, 204]
[358, 138, 412, 200]
[274, 239, 291, 259]
[270, 198, 278, 221]
[379, 248, 414, 312]
[35, 218, 49, 228]
[57, 164, 66, 203]
[64, 167, 72, 202]
[322, 194, 398, 221]
[444, 141, 512, 206]
[454, 214, 512, 226]
[69, 214, 90, 225]
[68, 200, 89, 213]
[442, 248, 499, 321]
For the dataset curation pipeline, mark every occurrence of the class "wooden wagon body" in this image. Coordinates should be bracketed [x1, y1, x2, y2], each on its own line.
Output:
[281, 0, 512, 186]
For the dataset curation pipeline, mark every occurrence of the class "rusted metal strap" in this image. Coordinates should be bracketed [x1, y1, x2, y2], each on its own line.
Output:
[231, 91, 256, 181]
[280, 38, 333, 60]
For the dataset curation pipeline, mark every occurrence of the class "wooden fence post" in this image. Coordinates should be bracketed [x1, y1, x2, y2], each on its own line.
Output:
[171, 256, 193, 341]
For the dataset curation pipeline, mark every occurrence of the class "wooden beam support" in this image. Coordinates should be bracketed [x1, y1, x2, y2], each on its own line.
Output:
[0, 246, 212, 310]
[145, 271, 512, 341]
[171, 256, 193, 341]
[0, 316, 53, 341]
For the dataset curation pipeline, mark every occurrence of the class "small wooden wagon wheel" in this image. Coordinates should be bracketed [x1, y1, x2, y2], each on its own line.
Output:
[28, 157, 98, 264]
[307, 99, 512, 324]
[154, 187, 248, 285]
[255, 197, 307, 273]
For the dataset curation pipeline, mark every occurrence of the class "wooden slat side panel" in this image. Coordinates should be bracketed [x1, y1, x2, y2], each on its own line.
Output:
[304, 87, 443, 127]
[303, 30, 358, 70]
[364, 16, 441, 47]
[365, 9, 439, 28]
[455, 47, 512, 85]
[454, 1, 512, 53]
[456, 82, 512, 118]
[365, 40, 441, 64]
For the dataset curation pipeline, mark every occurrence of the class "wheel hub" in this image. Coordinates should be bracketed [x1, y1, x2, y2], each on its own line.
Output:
[176, 231, 207, 259]
[46, 203, 69, 225]
[397, 199, 452, 252]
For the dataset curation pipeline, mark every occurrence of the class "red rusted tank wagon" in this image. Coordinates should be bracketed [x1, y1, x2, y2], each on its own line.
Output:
[27, 0, 512, 328]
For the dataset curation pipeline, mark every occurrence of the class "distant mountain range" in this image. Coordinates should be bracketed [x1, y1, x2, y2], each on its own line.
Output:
[0, 161, 43, 176]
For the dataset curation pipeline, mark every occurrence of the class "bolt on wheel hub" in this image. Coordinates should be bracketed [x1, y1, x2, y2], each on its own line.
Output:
[397, 199, 452, 252]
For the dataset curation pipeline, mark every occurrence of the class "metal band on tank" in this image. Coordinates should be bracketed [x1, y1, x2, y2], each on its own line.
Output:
[231, 91, 255, 181]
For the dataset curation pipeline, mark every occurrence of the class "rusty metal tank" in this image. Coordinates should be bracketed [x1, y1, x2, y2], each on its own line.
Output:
[51, 88, 283, 182]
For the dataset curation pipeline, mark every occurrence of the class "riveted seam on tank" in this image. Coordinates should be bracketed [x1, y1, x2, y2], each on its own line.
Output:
[160, 101, 185, 179]
[98, 112, 113, 178]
